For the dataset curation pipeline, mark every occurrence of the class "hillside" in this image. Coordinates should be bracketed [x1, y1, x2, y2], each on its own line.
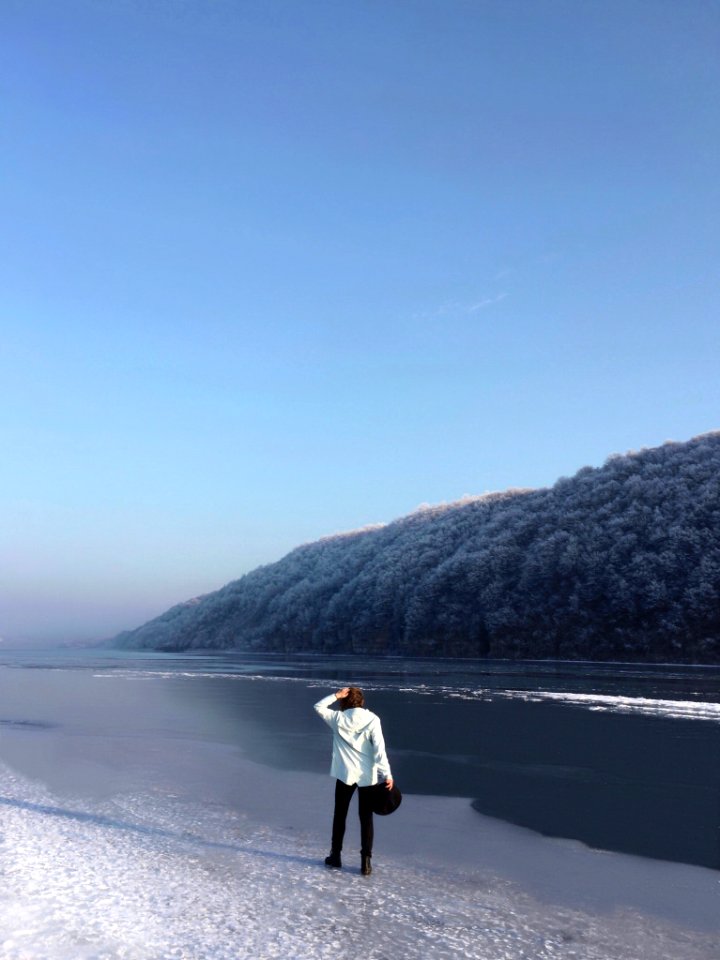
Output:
[114, 433, 720, 663]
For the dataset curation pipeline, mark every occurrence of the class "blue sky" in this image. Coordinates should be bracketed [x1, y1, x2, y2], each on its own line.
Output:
[2, 0, 718, 642]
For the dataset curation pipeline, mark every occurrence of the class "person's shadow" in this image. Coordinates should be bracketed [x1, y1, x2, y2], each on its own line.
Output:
[0, 795, 317, 867]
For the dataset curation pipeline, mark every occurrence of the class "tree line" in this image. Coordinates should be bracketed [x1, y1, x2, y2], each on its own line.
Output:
[114, 432, 720, 663]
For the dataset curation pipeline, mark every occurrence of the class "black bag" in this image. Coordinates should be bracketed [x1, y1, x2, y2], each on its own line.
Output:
[371, 781, 402, 816]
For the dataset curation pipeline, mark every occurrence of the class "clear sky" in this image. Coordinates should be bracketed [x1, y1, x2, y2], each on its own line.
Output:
[1, 0, 718, 643]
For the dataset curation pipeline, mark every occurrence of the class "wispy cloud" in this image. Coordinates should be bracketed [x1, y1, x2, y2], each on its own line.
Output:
[468, 292, 508, 312]
[409, 290, 509, 325]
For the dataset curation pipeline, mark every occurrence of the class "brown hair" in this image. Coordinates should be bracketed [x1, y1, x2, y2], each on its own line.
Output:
[341, 687, 365, 710]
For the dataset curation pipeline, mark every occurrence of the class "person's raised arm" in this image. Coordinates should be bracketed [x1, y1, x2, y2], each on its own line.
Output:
[313, 688, 349, 727]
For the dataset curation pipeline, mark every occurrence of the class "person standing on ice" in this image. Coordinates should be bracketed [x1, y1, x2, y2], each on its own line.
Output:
[314, 686, 394, 876]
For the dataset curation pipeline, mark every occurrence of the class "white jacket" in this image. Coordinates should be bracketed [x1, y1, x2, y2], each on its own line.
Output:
[314, 694, 392, 787]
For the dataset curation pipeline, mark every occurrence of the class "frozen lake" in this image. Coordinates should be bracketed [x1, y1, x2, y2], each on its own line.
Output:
[0, 648, 719, 959]
[1, 648, 717, 868]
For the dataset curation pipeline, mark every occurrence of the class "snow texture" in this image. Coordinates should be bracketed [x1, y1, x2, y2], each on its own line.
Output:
[0, 758, 718, 960]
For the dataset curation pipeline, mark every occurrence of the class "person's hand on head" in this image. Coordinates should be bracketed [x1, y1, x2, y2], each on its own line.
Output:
[335, 687, 350, 699]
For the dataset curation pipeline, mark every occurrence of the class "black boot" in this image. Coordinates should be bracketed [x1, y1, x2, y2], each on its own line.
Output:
[324, 850, 342, 868]
[361, 854, 372, 876]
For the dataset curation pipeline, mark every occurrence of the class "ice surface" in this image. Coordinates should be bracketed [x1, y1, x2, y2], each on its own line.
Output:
[487, 689, 720, 721]
[92, 668, 720, 724]
[446, 688, 720, 722]
[0, 759, 717, 960]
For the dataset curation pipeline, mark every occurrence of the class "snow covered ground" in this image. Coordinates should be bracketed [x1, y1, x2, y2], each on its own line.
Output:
[1, 756, 718, 960]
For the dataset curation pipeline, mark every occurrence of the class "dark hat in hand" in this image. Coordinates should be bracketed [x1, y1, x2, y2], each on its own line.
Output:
[371, 781, 402, 816]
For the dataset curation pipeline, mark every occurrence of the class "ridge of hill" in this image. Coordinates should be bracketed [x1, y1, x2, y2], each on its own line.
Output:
[114, 432, 720, 662]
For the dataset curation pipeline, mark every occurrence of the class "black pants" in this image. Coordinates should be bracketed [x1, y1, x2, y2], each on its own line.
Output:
[331, 779, 374, 857]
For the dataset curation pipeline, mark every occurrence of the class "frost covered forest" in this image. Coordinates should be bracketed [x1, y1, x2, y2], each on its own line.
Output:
[116, 433, 720, 663]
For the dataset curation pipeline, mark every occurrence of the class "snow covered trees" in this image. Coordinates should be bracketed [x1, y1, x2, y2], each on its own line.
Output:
[115, 432, 720, 664]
